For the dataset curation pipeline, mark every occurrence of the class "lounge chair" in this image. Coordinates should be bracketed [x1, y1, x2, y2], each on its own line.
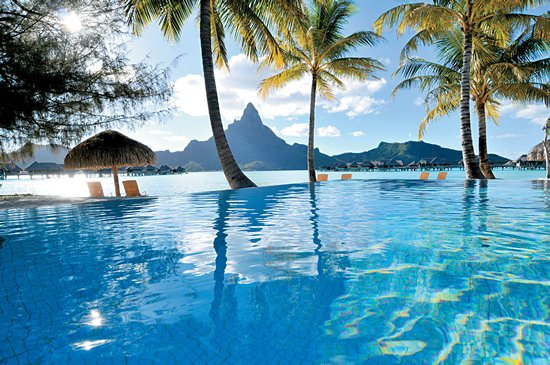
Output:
[123, 180, 142, 197]
[317, 174, 328, 182]
[419, 172, 430, 180]
[437, 172, 448, 180]
[341, 173, 352, 180]
[87, 182, 104, 197]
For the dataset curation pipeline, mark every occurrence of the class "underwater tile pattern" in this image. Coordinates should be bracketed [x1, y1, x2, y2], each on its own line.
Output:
[0, 179, 549, 364]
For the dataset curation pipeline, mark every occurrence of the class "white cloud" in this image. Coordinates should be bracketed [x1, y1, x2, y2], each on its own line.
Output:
[281, 123, 309, 137]
[501, 103, 549, 125]
[172, 54, 387, 121]
[351, 131, 365, 137]
[382, 58, 392, 66]
[149, 130, 173, 135]
[163, 135, 190, 143]
[415, 97, 424, 106]
[324, 96, 386, 118]
[318, 126, 341, 137]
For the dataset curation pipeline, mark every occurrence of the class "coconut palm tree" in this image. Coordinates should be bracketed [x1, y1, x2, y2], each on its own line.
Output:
[394, 26, 549, 179]
[544, 117, 550, 179]
[375, 0, 550, 179]
[123, 0, 303, 189]
[259, 0, 383, 182]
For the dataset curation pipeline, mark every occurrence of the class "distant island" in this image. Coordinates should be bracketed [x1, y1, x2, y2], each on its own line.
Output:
[11, 103, 511, 171]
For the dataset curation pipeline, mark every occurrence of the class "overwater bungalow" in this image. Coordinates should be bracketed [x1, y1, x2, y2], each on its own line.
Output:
[25, 161, 64, 178]
[1, 163, 23, 179]
[158, 165, 172, 175]
[359, 161, 374, 170]
[174, 166, 187, 174]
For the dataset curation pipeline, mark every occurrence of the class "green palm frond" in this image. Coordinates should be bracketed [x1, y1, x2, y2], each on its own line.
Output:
[124, 0, 197, 41]
[325, 57, 384, 80]
[210, 4, 228, 69]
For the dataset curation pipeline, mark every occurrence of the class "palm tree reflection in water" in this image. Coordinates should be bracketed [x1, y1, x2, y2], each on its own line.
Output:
[206, 184, 348, 359]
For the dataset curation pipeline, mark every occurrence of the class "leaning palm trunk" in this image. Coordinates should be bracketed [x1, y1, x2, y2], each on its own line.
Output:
[545, 133, 550, 179]
[476, 102, 495, 179]
[199, 0, 256, 189]
[460, 26, 485, 179]
[308, 75, 318, 183]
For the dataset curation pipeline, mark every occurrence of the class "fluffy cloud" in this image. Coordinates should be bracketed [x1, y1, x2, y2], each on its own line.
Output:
[318, 126, 341, 137]
[351, 131, 365, 137]
[173, 54, 387, 121]
[501, 103, 548, 125]
[281, 123, 309, 137]
[415, 97, 424, 106]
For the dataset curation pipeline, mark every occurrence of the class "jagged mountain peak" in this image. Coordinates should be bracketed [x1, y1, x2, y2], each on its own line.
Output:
[235, 102, 262, 126]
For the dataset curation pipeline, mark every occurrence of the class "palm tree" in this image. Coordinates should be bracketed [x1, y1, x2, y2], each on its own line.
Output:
[259, 0, 383, 182]
[545, 117, 550, 179]
[394, 26, 549, 179]
[124, 0, 303, 189]
[375, 0, 549, 179]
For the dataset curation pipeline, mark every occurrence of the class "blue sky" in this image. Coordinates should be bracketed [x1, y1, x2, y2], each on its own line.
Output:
[123, 1, 549, 159]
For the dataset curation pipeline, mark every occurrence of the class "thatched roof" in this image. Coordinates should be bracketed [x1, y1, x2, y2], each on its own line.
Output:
[64, 130, 156, 169]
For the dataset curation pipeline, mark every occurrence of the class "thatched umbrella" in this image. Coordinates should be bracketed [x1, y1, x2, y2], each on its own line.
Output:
[64, 130, 156, 197]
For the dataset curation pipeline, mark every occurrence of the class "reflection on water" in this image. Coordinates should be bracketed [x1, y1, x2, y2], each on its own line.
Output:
[0, 180, 549, 364]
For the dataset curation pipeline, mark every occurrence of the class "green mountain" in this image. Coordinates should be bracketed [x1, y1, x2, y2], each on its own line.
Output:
[9, 103, 511, 170]
[334, 141, 510, 165]
[155, 103, 336, 171]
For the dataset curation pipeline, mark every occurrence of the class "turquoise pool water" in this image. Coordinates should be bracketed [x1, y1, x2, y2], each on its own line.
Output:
[1, 179, 549, 364]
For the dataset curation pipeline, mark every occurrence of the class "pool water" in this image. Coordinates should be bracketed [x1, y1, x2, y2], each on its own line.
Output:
[1, 179, 549, 364]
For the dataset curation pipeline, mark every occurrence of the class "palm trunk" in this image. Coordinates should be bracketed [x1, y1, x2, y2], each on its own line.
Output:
[308, 74, 317, 183]
[476, 102, 495, 179]
[545, 133, 549, 179]
[460, 21, 485, 179]
[199, 0, 256, 189]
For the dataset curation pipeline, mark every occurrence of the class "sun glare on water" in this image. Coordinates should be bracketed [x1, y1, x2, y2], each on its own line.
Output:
[62, 12, 82, 33]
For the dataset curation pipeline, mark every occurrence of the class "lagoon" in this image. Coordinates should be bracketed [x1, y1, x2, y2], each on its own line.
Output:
[0, 169, 547, 197]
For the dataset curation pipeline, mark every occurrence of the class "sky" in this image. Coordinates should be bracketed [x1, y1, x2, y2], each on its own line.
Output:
[120, 1, 549, 160]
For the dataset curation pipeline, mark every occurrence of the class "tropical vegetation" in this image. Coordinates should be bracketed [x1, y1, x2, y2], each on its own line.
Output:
[123, 0, 304, 189]
[259, 0, 383, 182]
[0, 0, 172, 158]
[393, 24, 549, 179]
[374, 0, 550, 179]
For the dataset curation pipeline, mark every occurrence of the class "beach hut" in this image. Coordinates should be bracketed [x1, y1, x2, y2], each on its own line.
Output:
[64, 130, 156, 197]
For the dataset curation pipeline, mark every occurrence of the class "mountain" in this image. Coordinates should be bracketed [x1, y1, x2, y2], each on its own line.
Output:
[334, 141, 510, 165]
[156, 103, 336, 171]
[11, 145, 69, 167]
[7, 103, 511, 170]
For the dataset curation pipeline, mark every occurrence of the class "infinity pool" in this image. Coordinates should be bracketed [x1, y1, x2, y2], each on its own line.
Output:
[1, 179, 549, 364]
